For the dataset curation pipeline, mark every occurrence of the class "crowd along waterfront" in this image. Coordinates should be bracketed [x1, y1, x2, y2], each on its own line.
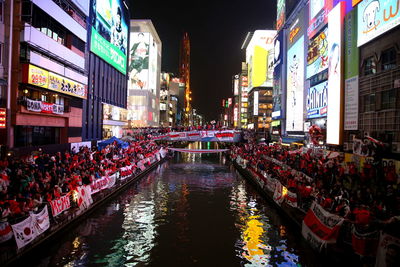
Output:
[7, 142, 327, 267]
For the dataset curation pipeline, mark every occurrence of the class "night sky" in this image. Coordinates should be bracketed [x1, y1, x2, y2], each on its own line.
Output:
[130, 0, 277, 122]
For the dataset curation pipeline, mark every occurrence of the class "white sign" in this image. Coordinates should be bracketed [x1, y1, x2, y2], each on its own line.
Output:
[286, 35, 305, 132]
[327, 3, 343, 145]
[253, 91, 259, 116]
[344, 76, 359, 130]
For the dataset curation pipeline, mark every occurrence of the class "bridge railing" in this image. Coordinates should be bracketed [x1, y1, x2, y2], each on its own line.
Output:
[151, 130, 242, 142]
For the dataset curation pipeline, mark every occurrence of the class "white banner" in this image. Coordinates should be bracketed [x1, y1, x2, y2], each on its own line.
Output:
[108, 173, 117, 189]
[344, 76, 359, 130]
[273, 181, 285, 204]
[77, 185, 93, 210]
[32, 206, 50, 236]
[286, 190, 298, 208]
[90, 176, 111, 194]
[120, 165, 134, 180]
[375, 231, 400, 267]
[11, 215, 36, 249]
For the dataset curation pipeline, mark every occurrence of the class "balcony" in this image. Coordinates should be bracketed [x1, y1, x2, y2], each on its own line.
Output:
[21, 23, 85, 70]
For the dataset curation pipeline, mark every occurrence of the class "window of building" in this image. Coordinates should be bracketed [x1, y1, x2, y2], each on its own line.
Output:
[0, 0, 3, 23]
[14, 126, 60, 147]
[381, 89, 396, 109]
[0, 42, 3, 65]
[364, 94, 375, 112]
[364, 57, 376, 75]
[381, 48, 397, 71]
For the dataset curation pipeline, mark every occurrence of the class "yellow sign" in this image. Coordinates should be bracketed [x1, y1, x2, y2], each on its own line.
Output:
[252, 46, 268, 87]
[48, 72, 87, 99]
[27, 65, 49, 89]
[26, 64, 86, 99]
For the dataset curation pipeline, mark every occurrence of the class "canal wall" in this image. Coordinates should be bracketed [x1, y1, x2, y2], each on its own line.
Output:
[1, 152, 171, 267]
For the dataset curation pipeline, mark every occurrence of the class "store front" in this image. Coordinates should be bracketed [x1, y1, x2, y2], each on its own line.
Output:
[102, 104, 128, 139]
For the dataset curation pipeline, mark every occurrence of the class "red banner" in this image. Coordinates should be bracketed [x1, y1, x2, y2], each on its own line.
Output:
[50, 194, 71, 217]
[302, 202, 344, 251]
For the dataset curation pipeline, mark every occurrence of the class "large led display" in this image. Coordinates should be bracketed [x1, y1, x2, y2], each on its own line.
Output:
[129, 32, 151, 90]
[286, 35, 304, 132]
[90, 0, 128, 74]
[307, 27, 328, 79]
[306, 81, 328, 118]
[148, 37, 158, 92]
[327, 2, 344, 145]
[357, 0, 400, 47]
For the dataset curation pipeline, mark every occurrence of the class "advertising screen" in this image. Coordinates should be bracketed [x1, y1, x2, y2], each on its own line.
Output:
[306, 81, 328, 118]
[286, 35, 304, 132]
[307, 27, 328, 79]
[148, 36, 158, 92]
[129, 32, 151, 90]
[272, 31, 284, 119]
[327, 2, 343, 145]
[357, 0, 400, 47]
[246, 30, 276, 89]
[90, 0, 128, 74]
[277, 0, 286, 31]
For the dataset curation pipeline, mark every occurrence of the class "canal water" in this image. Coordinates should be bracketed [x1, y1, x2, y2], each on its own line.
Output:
[16, 143, 323, 267]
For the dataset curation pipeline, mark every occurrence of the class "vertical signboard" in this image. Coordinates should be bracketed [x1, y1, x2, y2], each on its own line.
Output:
[326, 2, 344, 145]
[286, 35, 305, 132]
[273, 31, 284, 119]
[307, 27, 329, 79]
[253, 91, 259, 116]
[0, 108, 6, 128]
[148, 36, 158, 93]
[357, 0, 400, 47]
[90, 0, 128, 74]
[277, 0, 286, 31]
[129, 32, 151, 90]
[344, 8, 359, 130]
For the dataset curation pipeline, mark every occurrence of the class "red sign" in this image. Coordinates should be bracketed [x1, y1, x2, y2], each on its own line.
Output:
[0, 108, 6, 128]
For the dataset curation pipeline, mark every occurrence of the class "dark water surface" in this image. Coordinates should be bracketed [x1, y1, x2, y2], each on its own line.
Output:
[17, 143, 322, 267]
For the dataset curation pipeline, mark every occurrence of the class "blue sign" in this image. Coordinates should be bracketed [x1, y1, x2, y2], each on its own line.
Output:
[306, 81, 328, 118]
[272, 31, 284, 119]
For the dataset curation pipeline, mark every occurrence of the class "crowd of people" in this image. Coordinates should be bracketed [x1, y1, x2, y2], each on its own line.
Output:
[230, 141, 400, 230]
[0, 137, 166, 223]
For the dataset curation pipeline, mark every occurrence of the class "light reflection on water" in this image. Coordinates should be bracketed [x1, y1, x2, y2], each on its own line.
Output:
[17, 143, 317, 267]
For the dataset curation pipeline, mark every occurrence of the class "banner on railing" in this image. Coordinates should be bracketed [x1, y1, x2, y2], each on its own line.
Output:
[120, 165, 134, 180]
[273, 181, 286, 205]
[32, 206, 50, 236]
[285, 190, 298, 208]
[302, 202, 344, 251]
[11, 206, 50, 249]
[168, 148, 229, 153]
[75, 185, 93, 209]
[152, 130, 241, 142]
[375, 231, 400, 267]
[50, 194, 71, 217]
[0, 222, 13, 244]
[351, 226, 378, 257]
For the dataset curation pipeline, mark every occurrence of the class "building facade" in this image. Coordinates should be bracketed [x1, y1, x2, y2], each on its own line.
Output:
[4, 0, 90, 155]
[83, 0, 129, 141]
[127, 20, 161, 128]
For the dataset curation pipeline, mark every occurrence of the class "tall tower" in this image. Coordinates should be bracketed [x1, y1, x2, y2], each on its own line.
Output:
[179, 32, 191, 125]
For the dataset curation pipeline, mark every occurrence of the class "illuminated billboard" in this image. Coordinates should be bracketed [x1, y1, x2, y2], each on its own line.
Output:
[310, 0, 325, 21]
[246, 30, 276, 89]
[272, 31, 284, 119]
[307, 27, 328, 79]
[286, 35, 305, 132]
[327, 2, 344, 145]
[129, 32, 150, 90]
[253, 91, 259, 116]
[90, 0, 128, 74]
[357, 0, 400, 47]
[306, 81, 328, 118]
[277, 0, 286, 31]
[148, 37, 158, 92]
